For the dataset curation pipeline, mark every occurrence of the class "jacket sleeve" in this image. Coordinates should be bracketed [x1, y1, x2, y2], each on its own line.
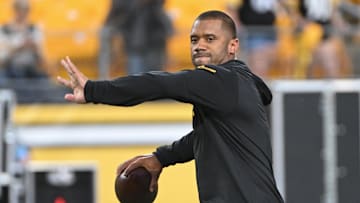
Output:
[84, 69, 236, 112]
[153, 131, 194, 167]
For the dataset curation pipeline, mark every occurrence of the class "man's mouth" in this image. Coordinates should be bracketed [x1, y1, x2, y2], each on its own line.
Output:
[193, 53, 211, 58]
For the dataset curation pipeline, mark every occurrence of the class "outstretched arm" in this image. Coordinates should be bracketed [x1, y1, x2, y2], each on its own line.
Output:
[58, 56, 234, 113]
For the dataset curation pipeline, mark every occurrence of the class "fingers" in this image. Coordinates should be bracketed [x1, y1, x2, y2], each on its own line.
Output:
[117, 156, 142, 175]
[117, 161, 131, 176]
[60, 58, 73, 76]
[56, 76, 71, 88]
[60, 56, 82, 81]
[118, 155, 150, 175]
[65, 56, 79, 76]
[61, 56, 88, 87]
[123, 161, 140, 176]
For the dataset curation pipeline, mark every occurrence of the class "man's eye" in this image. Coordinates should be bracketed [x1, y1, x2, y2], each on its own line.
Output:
[207, 37, 214, 42]
[191, 38, 198, 43]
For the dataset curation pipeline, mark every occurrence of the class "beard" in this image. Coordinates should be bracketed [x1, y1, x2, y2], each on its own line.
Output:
[192, 53, 211, 66]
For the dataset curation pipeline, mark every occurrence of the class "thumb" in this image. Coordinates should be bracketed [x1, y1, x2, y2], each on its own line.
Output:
[64, 94, 76, 102]
[149, 174, 158, 193]
[149, 177, 158, 192]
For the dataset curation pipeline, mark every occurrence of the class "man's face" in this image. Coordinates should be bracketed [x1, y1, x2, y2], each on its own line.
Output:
[14, 4, 29, 22]
[190, 19, 238, 67]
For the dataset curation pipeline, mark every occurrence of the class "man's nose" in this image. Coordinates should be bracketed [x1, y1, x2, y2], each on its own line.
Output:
[194, 39, 207, 51]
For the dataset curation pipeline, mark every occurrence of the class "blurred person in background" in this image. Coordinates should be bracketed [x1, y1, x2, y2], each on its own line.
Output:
[98, 0, 173, 78]
[58, 10, 284, 202]
[0, 0, 49, 80]
[227, 0, 284, 79]
[338, 0, 360, 76]
[293, 0, 353, 78]
[98, 0, 132, 79]
[0, 0, 66, 103]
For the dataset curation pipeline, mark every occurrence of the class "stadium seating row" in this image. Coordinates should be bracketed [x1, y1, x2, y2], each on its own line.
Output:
[0, 0, 354, 79]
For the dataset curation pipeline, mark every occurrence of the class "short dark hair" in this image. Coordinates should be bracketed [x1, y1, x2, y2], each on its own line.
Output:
[195, 10, 237, 38]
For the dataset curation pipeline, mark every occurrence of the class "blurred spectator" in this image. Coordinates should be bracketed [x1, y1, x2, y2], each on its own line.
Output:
[293, 0, 353, 78]
[0, 0, 49, 80]
[228, 0, 281, 79]
[98, 0, 132, 79]
[339, 0, 360, 27]
[0, 0, 66, 103]
[338, 0, 360, 76]
[98, 0, 173, 78]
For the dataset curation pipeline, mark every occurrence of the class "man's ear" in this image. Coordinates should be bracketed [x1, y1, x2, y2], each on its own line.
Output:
[228, 38, 239, 55]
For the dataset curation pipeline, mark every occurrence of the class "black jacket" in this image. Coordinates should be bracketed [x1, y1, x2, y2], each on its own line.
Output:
[84, 60, 284, 203]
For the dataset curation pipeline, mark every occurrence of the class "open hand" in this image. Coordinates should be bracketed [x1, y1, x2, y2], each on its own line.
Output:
[57, 56, 88, 103]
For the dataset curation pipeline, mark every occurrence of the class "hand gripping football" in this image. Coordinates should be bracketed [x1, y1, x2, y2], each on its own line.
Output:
[115, 167, 158, 203]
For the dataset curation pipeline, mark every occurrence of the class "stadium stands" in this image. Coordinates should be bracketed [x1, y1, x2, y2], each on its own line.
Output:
[0, 0, 230, 79]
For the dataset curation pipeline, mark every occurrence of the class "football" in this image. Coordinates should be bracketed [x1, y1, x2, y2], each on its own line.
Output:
[114, 167, 158, 203]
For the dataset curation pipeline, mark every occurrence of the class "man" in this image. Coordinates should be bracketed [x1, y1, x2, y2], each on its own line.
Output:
[0, 0, 66, 103]
[0, 0, 48, 79]
[98, 0, 173, 78]
[232, 0, 279, 79]
[294, 0, 353, 78]
[58, 10, 284, 203]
